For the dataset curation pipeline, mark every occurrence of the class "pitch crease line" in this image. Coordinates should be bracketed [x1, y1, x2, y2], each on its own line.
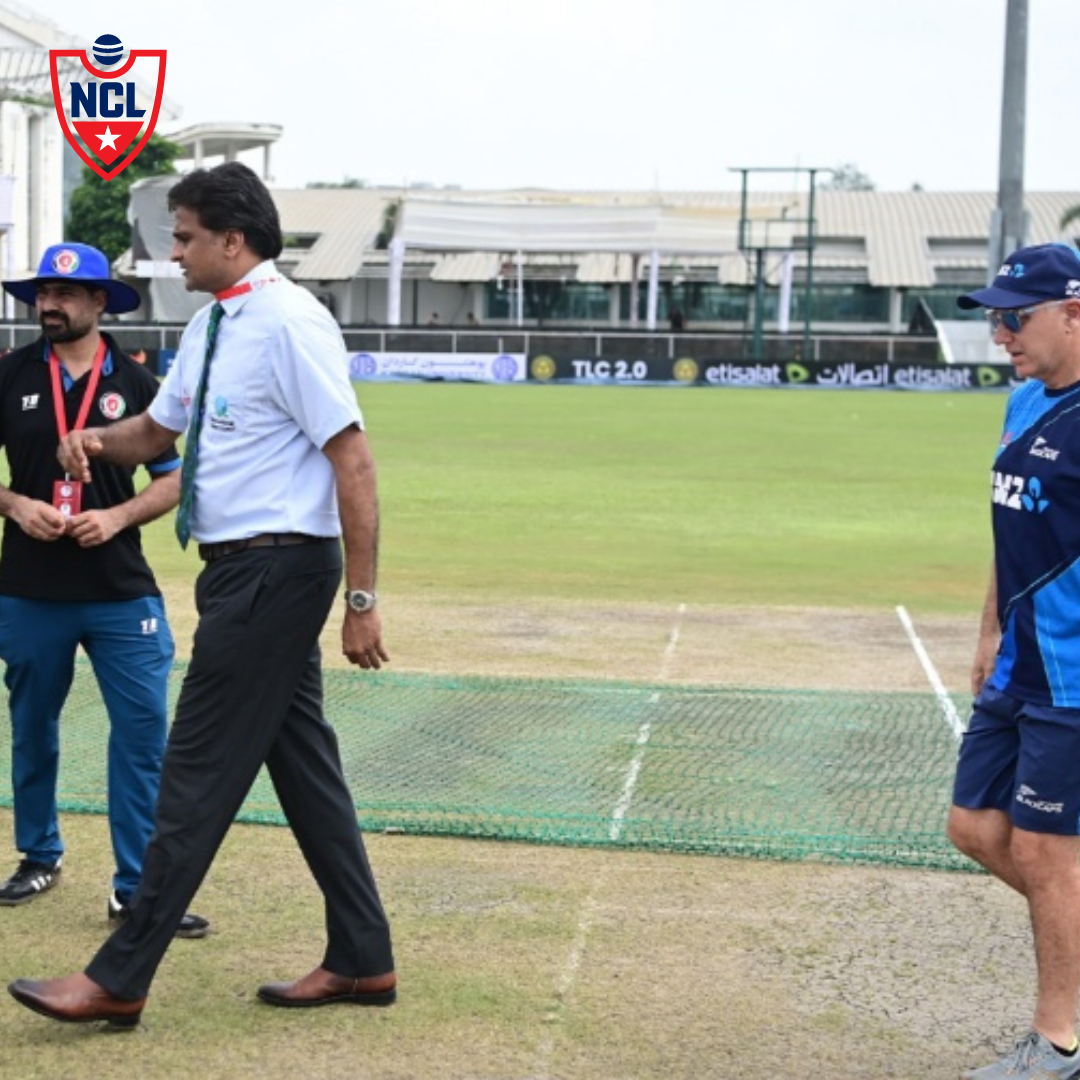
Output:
[608, 603, 686, 842]
[534, 604, 688, 1076]
[895, 604, 964, 741]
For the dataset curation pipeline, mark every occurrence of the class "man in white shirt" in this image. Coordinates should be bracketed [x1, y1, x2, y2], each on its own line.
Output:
[7, 162, 395, 1027]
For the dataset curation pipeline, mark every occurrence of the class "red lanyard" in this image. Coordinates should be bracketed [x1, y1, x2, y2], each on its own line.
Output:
[49, 337, 107, 440]
[214, 276, 281, 302]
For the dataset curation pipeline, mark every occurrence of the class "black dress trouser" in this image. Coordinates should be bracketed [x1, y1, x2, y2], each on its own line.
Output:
[85, 538, 394, 1000]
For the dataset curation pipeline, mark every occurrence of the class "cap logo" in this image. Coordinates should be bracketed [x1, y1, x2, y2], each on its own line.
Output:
[51, 249, 80, 276]
[996, 261, 1025, 280]
[1067, 280, 1080, 299]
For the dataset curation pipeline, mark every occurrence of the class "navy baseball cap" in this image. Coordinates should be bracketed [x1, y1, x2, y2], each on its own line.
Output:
[2, 242, 140, 314]
[958, 242, 1080, 310]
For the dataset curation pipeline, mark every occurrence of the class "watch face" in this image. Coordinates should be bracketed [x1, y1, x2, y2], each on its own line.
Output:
[347, 590, 376, 613]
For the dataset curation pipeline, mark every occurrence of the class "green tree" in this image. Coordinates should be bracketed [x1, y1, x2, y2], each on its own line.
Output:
[307, 176, 368, 189]
[374, 199, 400, 249]
[66, 133, 183, 262]
[1061, 205, 1080, 233]
[822, 163, 876, 191]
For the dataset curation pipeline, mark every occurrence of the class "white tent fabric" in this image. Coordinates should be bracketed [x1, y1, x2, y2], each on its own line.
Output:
[390, 198, 797, 327]
[396, 198, 789, 255]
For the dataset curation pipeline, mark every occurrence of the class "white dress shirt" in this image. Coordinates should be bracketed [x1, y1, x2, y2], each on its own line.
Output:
[150, 261, 364, 543]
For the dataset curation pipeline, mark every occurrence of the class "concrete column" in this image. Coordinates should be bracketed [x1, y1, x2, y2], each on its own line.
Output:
[646, 249, 660, 330]
[338, 282, 353, 324]
[889, 288, 904, 333]
[26, 113, 42, 261]
[387, 238, 405, 326]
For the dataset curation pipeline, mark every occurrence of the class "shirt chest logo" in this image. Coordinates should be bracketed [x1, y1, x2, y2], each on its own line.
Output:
[208, 394, 235, 433]
[98, 392, 127, 420]
[994, 471, 1050, 513]
[1029, 437, 1061, 462]
[21, 394, 39, 410]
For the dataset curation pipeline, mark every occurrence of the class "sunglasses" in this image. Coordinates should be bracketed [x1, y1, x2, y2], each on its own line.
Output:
[985, 299, 1069, 334]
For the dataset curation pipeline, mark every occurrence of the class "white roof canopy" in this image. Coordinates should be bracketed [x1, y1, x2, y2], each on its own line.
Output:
[396, 198, 796, 256]
[389, 198, 799, 327]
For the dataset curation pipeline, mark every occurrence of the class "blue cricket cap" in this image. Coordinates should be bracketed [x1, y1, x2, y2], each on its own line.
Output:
[958, 242, 1080, 310]
[2, 242, 140, 314]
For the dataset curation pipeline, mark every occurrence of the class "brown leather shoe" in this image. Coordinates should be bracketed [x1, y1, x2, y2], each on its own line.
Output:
[8, 972, 145, 1028]
[256, 965, 396, 1008]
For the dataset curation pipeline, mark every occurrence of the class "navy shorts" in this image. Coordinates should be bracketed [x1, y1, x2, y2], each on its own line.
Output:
[953, 686, 1080, 835]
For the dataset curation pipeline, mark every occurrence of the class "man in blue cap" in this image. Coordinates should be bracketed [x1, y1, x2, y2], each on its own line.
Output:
[0, 243, 207, 938]
[948, 242, 1080, 1080]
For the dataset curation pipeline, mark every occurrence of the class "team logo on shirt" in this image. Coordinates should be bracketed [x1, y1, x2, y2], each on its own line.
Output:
[48, 34, 167, 181]
[993, 471, 1050, 513]
[21, 394, 39, 410]
[98, 392, 126, 420]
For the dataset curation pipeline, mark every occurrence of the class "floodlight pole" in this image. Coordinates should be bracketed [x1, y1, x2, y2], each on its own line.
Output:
[731, 166, 828, 363]
[990, 0, 1029, 274]
[804, 168, 822, 362]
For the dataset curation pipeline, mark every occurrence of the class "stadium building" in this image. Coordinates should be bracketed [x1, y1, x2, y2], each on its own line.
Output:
[123, 181, 1080, 336]
[1, 3, 1078, 345]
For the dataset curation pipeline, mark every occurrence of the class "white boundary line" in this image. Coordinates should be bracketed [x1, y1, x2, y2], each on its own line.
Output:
[608, 602, 686, 841]
[895, 604, 965, 741]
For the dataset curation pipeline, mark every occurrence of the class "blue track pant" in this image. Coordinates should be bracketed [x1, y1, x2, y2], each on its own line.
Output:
[0, 595, 173, 897]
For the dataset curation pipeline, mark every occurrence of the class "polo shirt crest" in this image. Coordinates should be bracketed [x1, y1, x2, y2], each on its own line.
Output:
[98, 391, 127, 420]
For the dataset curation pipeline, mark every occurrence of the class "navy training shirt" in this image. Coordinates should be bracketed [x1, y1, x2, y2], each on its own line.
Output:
[990, 377, 1080, 706]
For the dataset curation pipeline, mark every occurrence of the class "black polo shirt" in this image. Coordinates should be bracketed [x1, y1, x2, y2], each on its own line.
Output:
[0, 333, 180, 601]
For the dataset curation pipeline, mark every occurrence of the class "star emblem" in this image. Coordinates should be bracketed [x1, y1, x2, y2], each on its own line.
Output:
[96, 126, 120, 151]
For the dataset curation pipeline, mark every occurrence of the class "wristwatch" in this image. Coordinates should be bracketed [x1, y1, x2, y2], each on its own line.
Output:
[344, 588, 378, 614]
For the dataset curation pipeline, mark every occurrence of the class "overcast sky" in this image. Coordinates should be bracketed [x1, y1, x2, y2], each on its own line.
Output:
[33, 0, 1080, 194]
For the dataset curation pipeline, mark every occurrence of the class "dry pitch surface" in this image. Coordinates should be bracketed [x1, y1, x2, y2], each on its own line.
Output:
[0, 599, 1037, 1080]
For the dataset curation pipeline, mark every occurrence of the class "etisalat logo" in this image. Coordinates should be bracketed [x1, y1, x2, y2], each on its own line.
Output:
[49, 33, 167, 182]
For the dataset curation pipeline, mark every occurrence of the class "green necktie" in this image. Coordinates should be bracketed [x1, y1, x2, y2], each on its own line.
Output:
[175, 302, 225, 548]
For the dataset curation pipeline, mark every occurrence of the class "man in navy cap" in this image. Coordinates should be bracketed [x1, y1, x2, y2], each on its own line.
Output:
[948, 242, 1080, 1080]
[0, 243, 207, 938]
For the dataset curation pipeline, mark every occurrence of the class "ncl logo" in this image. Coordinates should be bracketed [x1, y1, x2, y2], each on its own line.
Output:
[49, 33, 167, 182]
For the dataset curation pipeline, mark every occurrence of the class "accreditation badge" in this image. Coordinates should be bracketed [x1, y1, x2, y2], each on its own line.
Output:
[53, 479, 82, 518]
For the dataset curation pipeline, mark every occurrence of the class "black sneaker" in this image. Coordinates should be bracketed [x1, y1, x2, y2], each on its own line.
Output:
[0, 858, 62, 906]
[108, 890, 211, 940]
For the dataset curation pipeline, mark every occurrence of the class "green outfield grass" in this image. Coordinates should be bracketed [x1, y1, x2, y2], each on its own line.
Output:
[335, 383, 1002, 613]
[92, 382, 1004, 617]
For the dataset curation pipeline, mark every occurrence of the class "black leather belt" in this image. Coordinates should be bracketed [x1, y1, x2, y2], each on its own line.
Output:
[198, 533, 324, 562]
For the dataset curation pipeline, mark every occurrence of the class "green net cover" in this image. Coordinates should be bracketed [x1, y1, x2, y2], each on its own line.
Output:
[0, 661, 969, 871]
